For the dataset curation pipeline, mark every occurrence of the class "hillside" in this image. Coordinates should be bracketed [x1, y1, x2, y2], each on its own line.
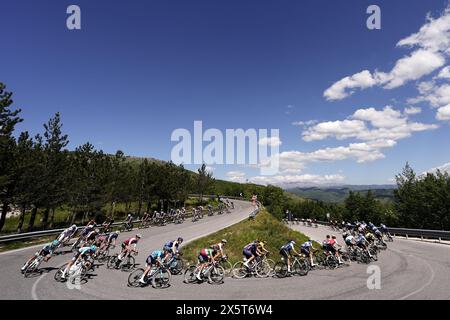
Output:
[287, 186, 396, 204]
[181, 208, 310, 265]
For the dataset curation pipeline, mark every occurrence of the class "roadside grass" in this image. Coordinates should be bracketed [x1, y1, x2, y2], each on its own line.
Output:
[181, 209, 311, 265]
[0, 235, 57, 253]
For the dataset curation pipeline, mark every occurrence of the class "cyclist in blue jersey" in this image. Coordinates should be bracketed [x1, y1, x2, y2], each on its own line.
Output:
[21, 240, 60, 272]
[300, 239, 317, 267]
[242, 240, 261, 268]
[279, 240, 301, 272]
[163, 237, 183, 255]
[139, 249, 170, 284]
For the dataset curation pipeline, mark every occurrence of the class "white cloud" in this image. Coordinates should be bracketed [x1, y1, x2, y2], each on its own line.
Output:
[226, 171, 246, 182]
[422, 162, 450, 175]
[404, 106, 422, 115]
[324, 70, 376, 101]
[292, 120, 318, 127]
[436, 66, 450, 79]
[436, 104, 450, 121]
[258, 136, 282, 147]
[324, 8, 450, 101]
[409, 82, 450, 108]
[302, 106, 438, 142]
[249, 173, 346, 188]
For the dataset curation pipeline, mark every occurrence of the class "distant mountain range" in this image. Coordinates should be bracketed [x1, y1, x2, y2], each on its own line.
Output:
[286, 185, 396, 204]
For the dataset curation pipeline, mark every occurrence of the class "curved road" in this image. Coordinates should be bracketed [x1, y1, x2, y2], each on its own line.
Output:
[0, 202, 449, 300]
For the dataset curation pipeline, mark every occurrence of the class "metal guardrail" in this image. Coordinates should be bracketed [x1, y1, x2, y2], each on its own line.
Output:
[0, 200, 244, 244]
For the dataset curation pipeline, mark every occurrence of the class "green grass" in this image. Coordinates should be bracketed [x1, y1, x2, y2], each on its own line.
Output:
[181, 209, 311, 265]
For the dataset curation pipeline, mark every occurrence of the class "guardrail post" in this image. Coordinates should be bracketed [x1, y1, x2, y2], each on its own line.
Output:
[421, 235, 423, 241]
[439, 237, 441, 243]
[406, 234, 408, 239]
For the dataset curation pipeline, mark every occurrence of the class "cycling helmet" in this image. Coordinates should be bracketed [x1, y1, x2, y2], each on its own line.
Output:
[95, 228, 100, 233]
[177, 237, 183, 242]
[71, 225, 77, 230]
[116, 230, 121, 235]
[221, 239, 227, 244]
[290, 240, 296, 245]
[136, 234, 142, 239]
[90, 245, 97, 252]
[52, 240, 60, 247]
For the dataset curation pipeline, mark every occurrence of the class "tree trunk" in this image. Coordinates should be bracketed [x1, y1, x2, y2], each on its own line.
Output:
[0, 202, 9, 233]
[41, 207, 50, 228]
[17, 204, 27, 233]
[70, 210, 77, 224]
[49, 208, 55, 229]
[146, 201, 151, 213]
[28, 206, 38, 232]
[137, 199, 143, 216]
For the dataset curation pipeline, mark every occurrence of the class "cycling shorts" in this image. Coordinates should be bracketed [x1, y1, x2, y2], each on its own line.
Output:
[300, 248, 310, 256]
[243, 249, 253, 259]
[279, 248, 290, 258]
[198, 253, 208, 263]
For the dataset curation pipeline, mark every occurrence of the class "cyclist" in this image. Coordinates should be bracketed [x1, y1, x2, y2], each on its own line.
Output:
[196, 246, 221, 281]
[344, 233, 357, 247]
[365, 231, 376, 244]
[84, 228, 100, 246]
[356, 233, 372, 258]
[210, 239, 228, 259]
[98, 230, 120, 253]
[300, 239, 317, 267]
[329, 235, 344, 264]
[21, 240, 60, 272]
[242, 240, 260, 268]
[139, 248, 171, 284]
[163, 237, 184, 255]
[57, 225, 77, 244]
[279, 240, 301, 273]
[102, 217, 114, 232]
[61, 245, 97, 279]
[257, 240, 270, 256]
[141, 212, 150, 225]
[116, 234, 141, 267]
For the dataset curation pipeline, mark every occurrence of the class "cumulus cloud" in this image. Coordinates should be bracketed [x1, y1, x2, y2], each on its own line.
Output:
[436, 104, 450, 121]
[249, 173, 346, 188]
[292, 120, 318, 127]
[302, 106, 438, 142]
[226, 171, 246, 182]
[258, 136, 282, 147]
[436, 66, 450, 79]
[404, 106, 422, 115]
[324, 8, 450, 101]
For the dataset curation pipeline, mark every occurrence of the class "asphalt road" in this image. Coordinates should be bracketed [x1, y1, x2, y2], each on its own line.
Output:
[0, 202, 449, 300]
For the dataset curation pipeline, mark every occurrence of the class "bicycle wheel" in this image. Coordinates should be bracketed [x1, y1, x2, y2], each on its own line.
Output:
[54, 265, 67, 282]
[231, 261, 248, 279]
[24, 262, 39, 278]
[127, 268, 145, 287]
[152, 268, 171, 289]
[121, 256, 136, 272]
[219, 260, 233, 277]
[97, 249, 109, 263]
[293, 260, 309, 276]
[325, 255, 338, 269]
[208, 265, 224, 284]
[274, 262, 289, 278]
[107, 255, 118, 269]
[184, 265, 198, 283]
[170, 258, 184, 275]
[265, 259, 276, 275]
[255, 260, 272, 278]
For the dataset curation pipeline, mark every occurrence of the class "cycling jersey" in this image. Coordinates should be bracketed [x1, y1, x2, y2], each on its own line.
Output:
[301, 241, 313, 249]
[356, 235, 366, 244]
[106, 232, 118, 243]
[345, 235, 354, 244]
[200, 248, 214, 257]
[123, 237, 138, 246]
[328, 239, 336, 246]
[244, 242, 257, 252]
[281, 242, 294, 252]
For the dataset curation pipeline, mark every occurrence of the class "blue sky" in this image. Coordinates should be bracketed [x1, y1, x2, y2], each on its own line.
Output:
[2, 0, 450, 187]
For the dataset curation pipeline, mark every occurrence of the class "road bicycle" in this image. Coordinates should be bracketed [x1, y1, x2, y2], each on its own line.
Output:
[184, 261, 225, 284]
[128, 265, 171, 289]
[218, 256, 233, 277]
[274, 254, 309, 278]
[120, 221, 134, 232]
[22, 254, 45, 278]
[107, 251, 137, 271]
[54, 257, 95, 284]
[232, 254, 273, 279]
[191, 209, 201, 222]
